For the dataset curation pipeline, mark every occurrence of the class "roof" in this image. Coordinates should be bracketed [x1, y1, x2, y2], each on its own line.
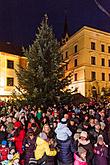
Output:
[0, 42, 23, 56]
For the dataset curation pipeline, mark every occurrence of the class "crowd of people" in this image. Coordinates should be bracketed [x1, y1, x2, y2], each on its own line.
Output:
[0, 98, 110, 165]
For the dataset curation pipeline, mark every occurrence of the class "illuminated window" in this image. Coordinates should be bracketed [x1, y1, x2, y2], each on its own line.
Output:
[91, 56, 96, 65]
[102, 73, 105, 81]
[91, 72, 96, 81]
[7, 60, 14, 69]
[91, 42, 95, 50]
[101, 58, 105, 66]
[7, 77, 14, 86]
[101, 44, 105, 52]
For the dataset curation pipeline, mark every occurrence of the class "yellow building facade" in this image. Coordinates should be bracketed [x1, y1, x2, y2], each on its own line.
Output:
[0, 43, 26, 99]
[61, 26, 110, 97]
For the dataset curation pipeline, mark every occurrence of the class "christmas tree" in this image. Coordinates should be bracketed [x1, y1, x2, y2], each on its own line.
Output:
[16, 14, 72, 106]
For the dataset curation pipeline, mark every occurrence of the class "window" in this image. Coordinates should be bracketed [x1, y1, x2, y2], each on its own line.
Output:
[65, 51, 68, 59]
[102, 73, 105, 81]
[7, 60, 14, 69]
[65, 63, 68, 70]
[101, 58, 105, 66]
[108, 60, 110, 67]
[91, 56, 96, 65]
[61, 54, 63, 60]
[101, 44, 105, 52]
[109, 74, 110, 81]
[91, 72, 96, 81]
[74, 45, 78, 53]
[108, 46, 110, 53]
[74, 59, 77, 67]
[91, 42, 95, 50]
[74, 73, 77, 81]
[7, 77, 14, 86]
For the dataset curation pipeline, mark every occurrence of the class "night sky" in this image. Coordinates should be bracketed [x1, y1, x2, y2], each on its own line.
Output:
[0, 0, 110, 46]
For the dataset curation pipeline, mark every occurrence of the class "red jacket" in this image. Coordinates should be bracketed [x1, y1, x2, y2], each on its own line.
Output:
[14, 129, 25, 154]
[0, 146, 9, 161]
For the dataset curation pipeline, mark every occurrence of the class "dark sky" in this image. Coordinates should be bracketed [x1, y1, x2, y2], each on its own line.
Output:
[0, 0, 110, 46]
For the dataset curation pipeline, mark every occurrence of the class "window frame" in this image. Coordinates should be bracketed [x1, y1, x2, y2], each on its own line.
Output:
[91, 71, 96, 81]
[91, 56, 96, 65]
[91, 42, 96, 50]
[7, 77, 14, 86]
[7, 60, 14, 69]
[102, 73, 105, 81]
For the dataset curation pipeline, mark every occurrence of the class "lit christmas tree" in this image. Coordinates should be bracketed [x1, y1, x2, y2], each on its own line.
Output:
[16, 14, 72, 106]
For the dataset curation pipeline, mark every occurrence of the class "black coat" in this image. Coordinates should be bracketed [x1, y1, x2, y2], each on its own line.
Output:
[57, 138, 75, 164]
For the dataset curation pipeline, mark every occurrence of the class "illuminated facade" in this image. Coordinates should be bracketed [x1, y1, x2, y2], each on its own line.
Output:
[0, 42, 26, 98]
[61, 26, 110, 97]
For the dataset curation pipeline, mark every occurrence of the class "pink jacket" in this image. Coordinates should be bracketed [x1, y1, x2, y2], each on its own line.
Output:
[74, 153, 88, 165]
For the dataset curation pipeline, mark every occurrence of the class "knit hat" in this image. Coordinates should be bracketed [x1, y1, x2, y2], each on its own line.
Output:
[28, 128, 34, 135]
[80, 131, 88, 138]
[97, 135, 104, 141]
[14, 121, 21, 128]
[2, 140, 7, 146]
[78, 146, 87, 155]
[61, 118, 67, 124]
[39, 132, 48, 140]
[83, 121, 89, 126]
[100, 122, 105, 128]
[76, 128, 82, 133]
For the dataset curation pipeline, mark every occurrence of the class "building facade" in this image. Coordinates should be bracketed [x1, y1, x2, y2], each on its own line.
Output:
[0, 42, 26, 99]
[61, 26, 110, 97]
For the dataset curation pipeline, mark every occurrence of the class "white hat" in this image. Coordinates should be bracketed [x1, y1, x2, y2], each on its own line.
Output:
[80, 131, 88, 138]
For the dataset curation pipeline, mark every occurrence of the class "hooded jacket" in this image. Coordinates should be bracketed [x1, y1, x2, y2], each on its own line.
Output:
[74, 153, 88, 165]
[55, 123, 72, 141]
[34, 137, 56, 160]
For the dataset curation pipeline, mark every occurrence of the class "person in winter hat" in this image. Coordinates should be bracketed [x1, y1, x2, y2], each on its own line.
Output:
[55, 118, 72, 141]
[76, 131, 93, 165]
[1, 146, 20, 165]
[9, 121, 25, 165]
[93, 135, 108, 165]
[34, 132, 57, 164]
[55, 118, 75, 165]
[74, 146, 87, 165]
[0, 140, 9, 161]
[23, 128, 36, 164]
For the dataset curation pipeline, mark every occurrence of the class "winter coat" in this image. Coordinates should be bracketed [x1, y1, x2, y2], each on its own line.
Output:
[93, 144, 108, 165]
[14, 129, 25, 154]
[0, 146, 9, 161]
[8, 153, 20, 165]
[23, 136, 36, 164]
[77, 139, 93, 165]
[55, 123, 72, 141]
[34, 137, 56, 161]
[74, 153, 88, 165]
[57, 138, 75, 164]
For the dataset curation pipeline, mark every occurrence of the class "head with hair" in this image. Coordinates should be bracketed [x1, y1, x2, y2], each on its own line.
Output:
[42, 124, 50, 134]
